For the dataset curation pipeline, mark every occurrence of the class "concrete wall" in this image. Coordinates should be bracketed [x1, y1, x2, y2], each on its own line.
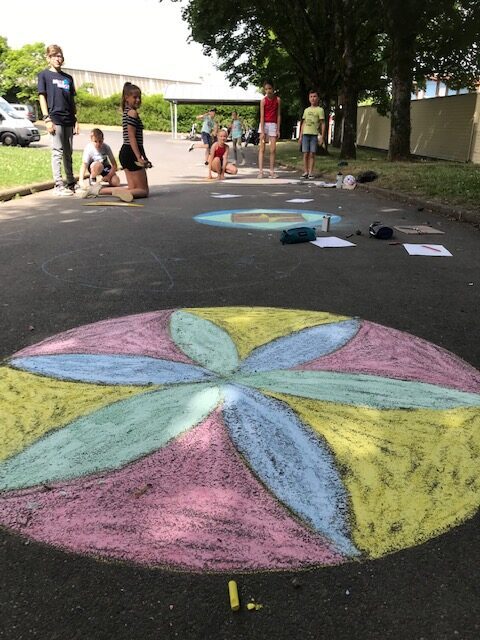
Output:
[63, 68, 198, 98]
[357, 93, 480, 163]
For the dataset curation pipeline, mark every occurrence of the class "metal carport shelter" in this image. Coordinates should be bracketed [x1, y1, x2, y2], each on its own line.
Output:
[164, 83, 263, 138]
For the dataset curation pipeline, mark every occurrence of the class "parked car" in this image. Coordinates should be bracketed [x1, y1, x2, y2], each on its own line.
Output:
[10, 103, 36, 123]
[0, 97, 40, 146]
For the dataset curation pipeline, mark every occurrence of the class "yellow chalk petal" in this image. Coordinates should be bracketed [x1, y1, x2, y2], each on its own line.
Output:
[266, 392, 480, 559]
[0, 367, 149, 461]
[186, 307, 348, 358]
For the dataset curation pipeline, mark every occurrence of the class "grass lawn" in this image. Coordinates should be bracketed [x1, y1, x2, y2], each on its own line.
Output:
[0, 144, 82, 189]
[276, 142, 480, 212]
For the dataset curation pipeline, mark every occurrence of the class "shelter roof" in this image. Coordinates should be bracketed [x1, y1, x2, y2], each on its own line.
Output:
[164, 83, 262, 105]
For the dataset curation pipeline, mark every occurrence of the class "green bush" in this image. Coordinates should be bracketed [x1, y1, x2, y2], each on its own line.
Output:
[75, 87, 258, 133]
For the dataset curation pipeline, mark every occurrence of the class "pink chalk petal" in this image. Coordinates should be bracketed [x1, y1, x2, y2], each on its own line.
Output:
[14, 310, 194, 365]
[297, 321, 480, 393]
[0, 411, 344, 571]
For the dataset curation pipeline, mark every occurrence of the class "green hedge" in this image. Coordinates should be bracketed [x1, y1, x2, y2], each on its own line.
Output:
[75, 89, 258, 133]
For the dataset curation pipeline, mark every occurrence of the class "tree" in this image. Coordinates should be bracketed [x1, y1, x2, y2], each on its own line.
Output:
[0, 41, 45, 104]
[380, 0, 480, 160]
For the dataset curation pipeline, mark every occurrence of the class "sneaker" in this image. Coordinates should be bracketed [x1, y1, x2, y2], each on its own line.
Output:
[116, 190, 134, 203]
[188, 143, 194, 152]
[301, 172, 309, 179]
[257, 172, 264, 179]
[54, 186, 74, 197]
[67, 182, 80, 192]
[307, 174, 315, 179]
[79, 183, 102, 199]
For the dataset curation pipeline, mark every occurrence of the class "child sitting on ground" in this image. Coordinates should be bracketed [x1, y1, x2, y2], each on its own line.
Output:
[208, 129, 238, 180]
[79, 128, 120, 187]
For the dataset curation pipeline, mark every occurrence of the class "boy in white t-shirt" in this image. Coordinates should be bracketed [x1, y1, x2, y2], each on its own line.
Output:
[79, 128, 120, 187]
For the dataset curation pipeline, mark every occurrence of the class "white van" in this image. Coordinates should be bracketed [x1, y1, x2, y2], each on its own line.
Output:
[0, 97, 40, 146]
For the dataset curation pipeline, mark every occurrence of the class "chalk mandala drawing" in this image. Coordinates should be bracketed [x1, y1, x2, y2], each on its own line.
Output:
[1, 307, 480, 572]
[194, 208, 342, 230]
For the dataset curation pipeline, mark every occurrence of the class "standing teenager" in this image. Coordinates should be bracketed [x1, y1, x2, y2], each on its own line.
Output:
[38, 44, 79, 196]
[258, 81, 281, 179]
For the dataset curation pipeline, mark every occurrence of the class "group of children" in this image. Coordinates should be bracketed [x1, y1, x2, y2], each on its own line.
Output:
[38, 45, 326, 196]
[188, 82, 325, 181]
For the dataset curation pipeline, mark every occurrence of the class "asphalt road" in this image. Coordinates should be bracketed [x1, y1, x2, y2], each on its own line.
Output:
[1, 132, 479, 640]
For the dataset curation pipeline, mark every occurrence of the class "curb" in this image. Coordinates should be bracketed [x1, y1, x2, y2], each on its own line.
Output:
[0, 181, 55, 202]
[355, 182, 480, 226]
[281, 163, 480, 227]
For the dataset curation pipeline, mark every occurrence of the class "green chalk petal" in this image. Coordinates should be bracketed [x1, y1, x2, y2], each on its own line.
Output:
[0, 383, 222, 491]
[170, 310, 240, 376]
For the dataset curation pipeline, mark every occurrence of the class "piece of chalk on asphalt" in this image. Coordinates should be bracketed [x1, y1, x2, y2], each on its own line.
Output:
[228, 580, 240, 611]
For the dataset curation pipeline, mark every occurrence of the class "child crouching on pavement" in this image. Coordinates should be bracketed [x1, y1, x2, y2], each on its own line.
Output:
[208, 129, 238, 180]
[79, 128, 120, 188]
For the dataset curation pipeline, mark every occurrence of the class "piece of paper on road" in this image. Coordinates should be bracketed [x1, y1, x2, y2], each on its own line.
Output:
[403, 243, 452, 256]
[210, 194, 242, 199]
[310, 237, 356, 248]
[286, 198, 314, 203]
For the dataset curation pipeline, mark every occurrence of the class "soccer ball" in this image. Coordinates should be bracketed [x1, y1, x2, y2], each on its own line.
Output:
[343, 174, 356, 189]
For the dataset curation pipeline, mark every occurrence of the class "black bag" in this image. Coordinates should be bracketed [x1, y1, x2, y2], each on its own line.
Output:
[280, 226, 316, 244]
[369, 222, 393, 239]
[356, 170, 378, 183]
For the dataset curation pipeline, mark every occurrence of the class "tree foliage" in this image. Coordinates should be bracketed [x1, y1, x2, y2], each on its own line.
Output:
[0, 39, 45, 104]
[173, 0, 480, 161]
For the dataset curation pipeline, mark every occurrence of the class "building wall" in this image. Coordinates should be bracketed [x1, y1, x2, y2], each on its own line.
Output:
[357, 93, 480, 163]
[63, 68, 198, 98]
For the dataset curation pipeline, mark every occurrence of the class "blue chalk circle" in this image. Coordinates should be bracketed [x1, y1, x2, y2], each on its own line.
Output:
[194, 209, 342, 230]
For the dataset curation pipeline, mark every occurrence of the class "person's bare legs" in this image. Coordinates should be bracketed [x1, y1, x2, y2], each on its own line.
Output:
[225, 163, 238, 176]
[99, 168, 148, 200]
[303, 153, 309, 175]
[258, 133, 265, 177]
[88, 161, 104, 183]
[269, 136, 277, 176]
[189, 141, 209, 163]
[308, 152, 315, 176]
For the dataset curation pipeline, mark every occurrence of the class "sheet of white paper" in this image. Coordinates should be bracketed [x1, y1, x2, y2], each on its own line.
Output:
[310, 237, 356, 248]
[380, 208, 403, 212]
[316, 182, 337, 188]
[403, 243, 452, 256]
[210, 194, 242, 199]
[286, 198, 314, 203]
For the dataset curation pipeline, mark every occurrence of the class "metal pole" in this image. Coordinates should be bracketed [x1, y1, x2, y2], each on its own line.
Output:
[174, 102, 178, 140]
[169, 102, 174, 139]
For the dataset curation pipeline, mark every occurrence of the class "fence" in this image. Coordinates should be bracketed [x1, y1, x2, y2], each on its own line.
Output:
[357, 92, 480, 163]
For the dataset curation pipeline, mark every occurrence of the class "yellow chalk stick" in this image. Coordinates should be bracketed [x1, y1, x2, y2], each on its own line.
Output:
[247, 603, 256, 610]
[228, 580, 240, 611]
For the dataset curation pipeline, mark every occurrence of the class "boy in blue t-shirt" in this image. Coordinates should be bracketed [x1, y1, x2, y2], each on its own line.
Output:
[38, 44, 79, 196]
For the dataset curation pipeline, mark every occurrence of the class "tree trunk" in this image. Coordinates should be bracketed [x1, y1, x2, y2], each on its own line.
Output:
[387, 17, 416, 160]
[339, 1, 357, 159]
[340, 88, 358, 159]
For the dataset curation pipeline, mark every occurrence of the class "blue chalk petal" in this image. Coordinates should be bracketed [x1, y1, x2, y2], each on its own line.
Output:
[222, 384, 359, 557]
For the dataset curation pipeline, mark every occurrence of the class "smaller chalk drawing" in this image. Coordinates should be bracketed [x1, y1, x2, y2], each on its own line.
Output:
[194, 208, 342, 230]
